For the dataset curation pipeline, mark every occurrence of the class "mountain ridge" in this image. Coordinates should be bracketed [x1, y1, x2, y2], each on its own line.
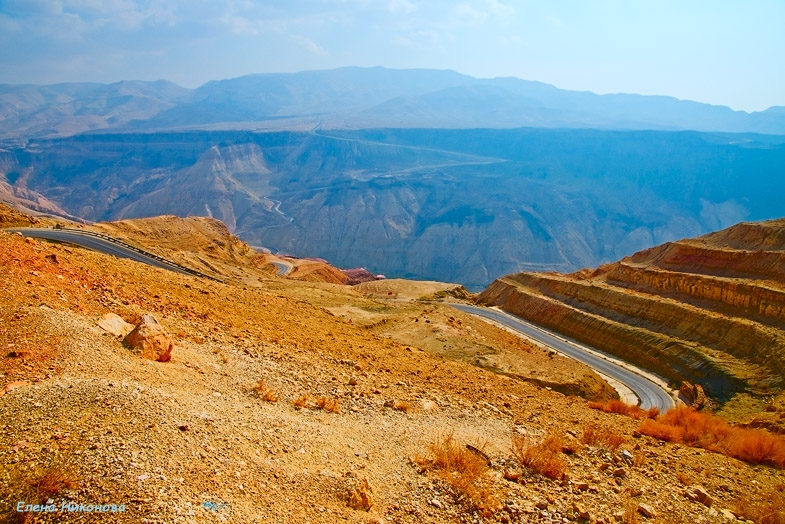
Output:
[2, 67, 783, 139]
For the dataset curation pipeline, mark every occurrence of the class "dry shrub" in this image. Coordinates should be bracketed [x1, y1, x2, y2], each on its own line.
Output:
[623, 496, 640, 524]
[416, 433, 496, 515]
[393, 401, 411, 413]
[581, 424, 625, 451]
[734, 484, 785, 524]
[1, 466, 77, 524]
[512, 434, 568, 480]
[30, 467, 76, 498]
[639, 406, 785, 468]
[253, 379, 279, 402]
[676, 471, 692, 486]
[293, 394, 309, 410]
[316, 396, 340, 413]
[588, 400, 658, 420]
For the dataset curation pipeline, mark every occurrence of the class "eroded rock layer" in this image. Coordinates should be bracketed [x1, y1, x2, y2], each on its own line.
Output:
[478, 219, 785, 401]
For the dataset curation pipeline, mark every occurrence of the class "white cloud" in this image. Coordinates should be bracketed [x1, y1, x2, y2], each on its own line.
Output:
[546, 15, 563, 27]
[388, 0, 416, 15]
[292, 35, 328, 56]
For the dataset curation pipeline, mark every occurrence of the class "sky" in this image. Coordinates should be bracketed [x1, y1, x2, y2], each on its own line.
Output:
[0, 0, 783, 112]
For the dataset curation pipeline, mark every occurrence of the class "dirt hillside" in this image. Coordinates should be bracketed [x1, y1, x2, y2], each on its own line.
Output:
[2, 210, 785, 523]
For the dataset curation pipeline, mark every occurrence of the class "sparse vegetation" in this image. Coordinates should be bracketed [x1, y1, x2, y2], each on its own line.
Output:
[734, 484, 785, 524]
[588, 400, 659, 420]
[293, 394, 309, 410]
[1, 465, 77, 524]
[511, 433, 568, 480]
[253, 379, 279, 402]
[623, 496, 640, 524]
[315, 396, 340, 413]
[676, 472, 692, 486]
[581, 423, 625, 451]
[639, 406, 785, 467]
[393, 400, 411, 412]
[416, 433, 496, 515]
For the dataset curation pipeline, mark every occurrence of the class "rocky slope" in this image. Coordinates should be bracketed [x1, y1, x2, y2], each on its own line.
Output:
[479, 218, 785, 404]
[3, 211, 785, 523]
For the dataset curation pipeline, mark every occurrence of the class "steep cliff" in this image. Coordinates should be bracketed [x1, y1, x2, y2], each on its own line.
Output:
[478, 219, 785, 401]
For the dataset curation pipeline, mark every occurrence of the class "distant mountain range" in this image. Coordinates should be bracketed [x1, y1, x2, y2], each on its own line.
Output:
[1, 67, 784, 138]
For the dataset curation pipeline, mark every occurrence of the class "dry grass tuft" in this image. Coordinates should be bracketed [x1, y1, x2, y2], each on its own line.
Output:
[581, 424, 626, 452]
[676, 472, 692, 486]
[511, 433, 568, 480]
[1, 465, 77, 524]
[393, 400, 411, 413]
[253, 379, 279, 402]
[639, 406, 785, 468]
[293, 394, 309, 410]
[588, 400, 658, 420]
[30, 467, 76, 499]
[315, 396, 340, 413]
[623, 496, 640, 524]
[734, 484, 785, 524]
[416, 433, 496, 515]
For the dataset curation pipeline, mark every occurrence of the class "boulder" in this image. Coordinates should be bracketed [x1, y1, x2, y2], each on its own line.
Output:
[122, 314, 174, 362]
[679, 381, 706, 410]
[97, 313, 134, 338]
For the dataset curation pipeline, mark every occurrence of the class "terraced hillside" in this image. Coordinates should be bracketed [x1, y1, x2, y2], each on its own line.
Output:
[478, 219, 785, 402]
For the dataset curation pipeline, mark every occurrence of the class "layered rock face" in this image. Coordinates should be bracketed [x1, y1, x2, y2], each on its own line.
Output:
[478, 219, 785, 401]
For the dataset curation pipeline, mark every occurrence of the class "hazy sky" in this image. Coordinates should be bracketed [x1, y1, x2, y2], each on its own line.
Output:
[1, 0, 782, 112]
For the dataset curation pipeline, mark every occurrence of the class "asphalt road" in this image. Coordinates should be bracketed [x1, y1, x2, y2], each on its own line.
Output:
[8, 228, 196, 277]
[450, 303, 675, 412]
[270, 261, 291, 276]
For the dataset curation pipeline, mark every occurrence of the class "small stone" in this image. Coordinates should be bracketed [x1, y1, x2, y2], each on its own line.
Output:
[429, 499, 443, 509]
[688, 485, 713, 507]
[575, 482, 589, 491]
[347, 477, 373, 511]
[420, 399, 439, 411]
[503, 470, 522, 482]
[637, 503, 656, 518]
[613, 468, 626, 478]
[535, 501, 548, 510]
[348, 377, 358, 386]
[178, 424, 190, 431]
[572, 502, 590, 520]
[97, 313, 134, 338]
[719, 508, 736, 521]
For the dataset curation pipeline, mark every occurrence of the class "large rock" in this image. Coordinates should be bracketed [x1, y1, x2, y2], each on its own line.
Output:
[122, 314, 174, 362]
[679, 381, 706, 410]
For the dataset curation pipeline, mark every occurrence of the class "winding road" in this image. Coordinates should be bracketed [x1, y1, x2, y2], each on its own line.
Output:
[8, 227, 675, 411]
[8, 227, 214, 279]
[450, 303, 676, 412]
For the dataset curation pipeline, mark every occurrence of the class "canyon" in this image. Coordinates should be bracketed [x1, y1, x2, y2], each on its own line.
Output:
[2, 127, 784, 288]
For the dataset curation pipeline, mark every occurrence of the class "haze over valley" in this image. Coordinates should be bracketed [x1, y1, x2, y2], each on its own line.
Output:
[2, 68, 785, 288]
